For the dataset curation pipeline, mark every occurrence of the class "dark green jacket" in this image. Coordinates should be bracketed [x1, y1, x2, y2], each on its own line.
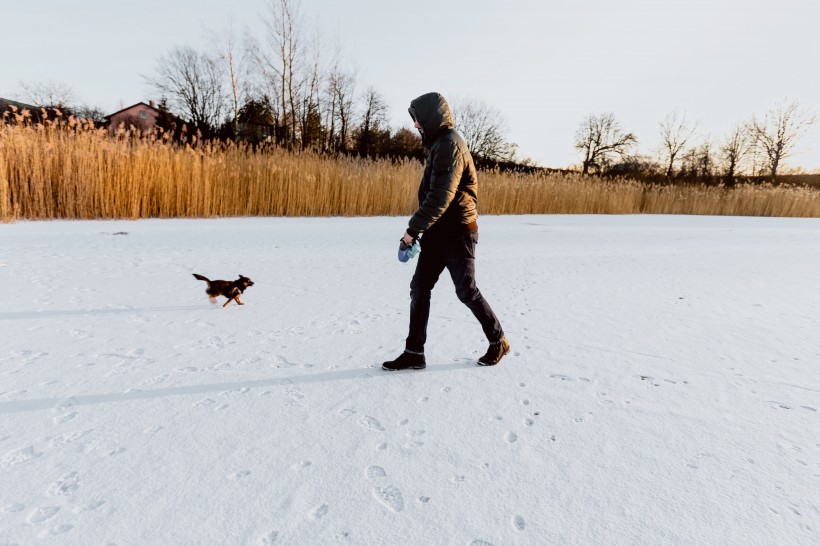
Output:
[407, 93, 478, 239]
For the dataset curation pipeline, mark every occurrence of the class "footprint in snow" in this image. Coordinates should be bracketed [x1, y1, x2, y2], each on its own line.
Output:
[53, 412, 78, 424]
[365, 465, 386, 479]
[49, 429, 93, 448]
[469, 540, 498, 546]
[3, 503, 25, 513]
[2, 389, 28, 399]
[139, 374, 169, 387]
[259, 531, 279, 544]
[505, 432, 518, 443]
[75, 500, 105, 513]
[284, 387, 306, 406]
[175, 366, 204, 373]
[1, 446, 43, 468]
[220, 387, 249, 398]
[40, 524, 73, 537]
[372, 486, 404, 513]
[194, 398, 216, 407]
[229, 470, 251, 480]
[513, 515, 526, 530]
[358, 416, 385, 431]
[28, 505, 61, 524]
[312, 503, 329, 519]
[47, 471, 80, 496]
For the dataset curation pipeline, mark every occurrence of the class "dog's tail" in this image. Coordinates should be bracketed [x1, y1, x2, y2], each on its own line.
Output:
[192, 273, 210, 283]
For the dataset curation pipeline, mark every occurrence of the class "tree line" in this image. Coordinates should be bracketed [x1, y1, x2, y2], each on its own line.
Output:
[142, 0, 522, 166]
[575, 100, 816, 182]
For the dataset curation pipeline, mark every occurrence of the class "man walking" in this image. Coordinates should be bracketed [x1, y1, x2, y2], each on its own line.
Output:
[383, 92, 509, 371]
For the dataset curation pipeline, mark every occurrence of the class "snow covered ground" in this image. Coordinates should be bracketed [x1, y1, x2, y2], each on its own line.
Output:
[0, 214, 818, 546]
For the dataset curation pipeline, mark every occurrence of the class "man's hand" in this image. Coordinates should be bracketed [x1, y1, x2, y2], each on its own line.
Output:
[402, 232, 415, 245]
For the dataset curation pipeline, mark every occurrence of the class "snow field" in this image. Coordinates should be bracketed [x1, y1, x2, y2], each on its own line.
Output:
[0, 215, 818, 545]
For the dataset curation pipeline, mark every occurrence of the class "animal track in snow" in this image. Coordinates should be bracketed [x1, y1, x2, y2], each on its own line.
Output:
[469, 540, 498, 546]
[337, 408, 357, 419]
[372, 486, 404, 513]
[513, 515, 526, 530]
[194, 398, 216, 407]
[259, 531, 279, 544]
[229, 470, 251, 480]
[365, 465, 386, 479]
[505, 432, 518, 443]
[3, 503, 25, 513]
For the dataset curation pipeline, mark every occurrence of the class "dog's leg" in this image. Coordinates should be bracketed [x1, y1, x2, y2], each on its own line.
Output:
[209, 296, 217, 304]
[235, 297, 244, 305]
[223, 297, 235, 308]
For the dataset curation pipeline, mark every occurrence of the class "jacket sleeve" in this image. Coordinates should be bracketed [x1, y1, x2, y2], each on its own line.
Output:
[407, 140, 464, 235]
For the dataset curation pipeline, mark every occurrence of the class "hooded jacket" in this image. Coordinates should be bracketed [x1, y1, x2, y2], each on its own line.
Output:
[406, 93, 478, 239]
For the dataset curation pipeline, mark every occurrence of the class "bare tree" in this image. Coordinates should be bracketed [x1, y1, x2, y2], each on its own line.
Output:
[146, 46, 227, 135]
[750, 99, 816, 179]
[19, 80, 76, 109]
[207, 20, 248, 141]
[325, 62, 356, 153]
[574, 113, 637, 174]
[357, 86, 387, 156]
[720, 123, 753, 182]
[300, 24, 324, 149]
[451, 98, 517, 162]
[659, 110, 698, 177]
[256, 0, 305, 146]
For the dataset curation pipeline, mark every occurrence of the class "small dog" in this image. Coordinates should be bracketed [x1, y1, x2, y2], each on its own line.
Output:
[193, 273, 254, 307]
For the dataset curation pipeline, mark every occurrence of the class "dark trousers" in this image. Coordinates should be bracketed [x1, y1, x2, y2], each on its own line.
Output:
[406, 232, 504, 353]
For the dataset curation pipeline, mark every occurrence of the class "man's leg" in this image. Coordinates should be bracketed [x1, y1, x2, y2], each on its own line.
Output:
[406, 241, 446, 353]
[446, 233, 504, 343]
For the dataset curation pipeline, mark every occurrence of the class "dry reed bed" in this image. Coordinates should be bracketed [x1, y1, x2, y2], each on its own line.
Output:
[2, 117, 820, 222]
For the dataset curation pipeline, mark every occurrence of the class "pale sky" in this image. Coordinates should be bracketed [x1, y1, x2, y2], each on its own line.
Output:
[3, 0, 819, 171]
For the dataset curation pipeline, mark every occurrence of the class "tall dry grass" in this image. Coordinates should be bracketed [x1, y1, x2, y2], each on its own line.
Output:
[2, 113, 820, 222]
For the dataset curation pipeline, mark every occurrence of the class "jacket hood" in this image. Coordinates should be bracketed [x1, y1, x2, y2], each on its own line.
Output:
[408, 92, 454, 146]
